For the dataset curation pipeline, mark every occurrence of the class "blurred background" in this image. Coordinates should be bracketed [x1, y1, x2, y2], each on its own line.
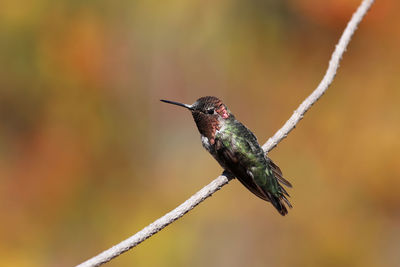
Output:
[1, 0, 399, 266]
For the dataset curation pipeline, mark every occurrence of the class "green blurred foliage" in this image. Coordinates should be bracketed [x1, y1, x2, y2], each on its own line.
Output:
[0, 0, 399, 266]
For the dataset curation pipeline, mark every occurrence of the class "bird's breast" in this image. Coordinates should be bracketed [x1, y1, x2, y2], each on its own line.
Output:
[201, 135, 212, 153]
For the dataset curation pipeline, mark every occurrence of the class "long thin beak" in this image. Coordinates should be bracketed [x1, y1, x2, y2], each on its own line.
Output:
[160, 99, 193, 110]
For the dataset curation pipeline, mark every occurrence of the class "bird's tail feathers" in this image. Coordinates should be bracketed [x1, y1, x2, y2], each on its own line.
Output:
[269, 160, 292, 188]
[267, 159, 293, 216]
[267, 191, 290, 216]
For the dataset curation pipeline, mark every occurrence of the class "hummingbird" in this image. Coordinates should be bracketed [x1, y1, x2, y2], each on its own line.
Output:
[161, 96, 292, 215]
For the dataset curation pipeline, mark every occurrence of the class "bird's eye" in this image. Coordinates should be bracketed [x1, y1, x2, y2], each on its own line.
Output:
[207, 108, 214, 114]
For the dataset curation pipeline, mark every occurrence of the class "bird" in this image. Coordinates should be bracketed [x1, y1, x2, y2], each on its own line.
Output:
[161, 96, 292, 215]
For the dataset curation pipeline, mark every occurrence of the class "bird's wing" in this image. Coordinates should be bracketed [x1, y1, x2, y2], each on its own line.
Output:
[215, 121, 271, 201]
[216, 138, 271, 202]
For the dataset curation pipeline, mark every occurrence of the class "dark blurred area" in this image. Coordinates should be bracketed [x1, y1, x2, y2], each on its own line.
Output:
[1, 0, 399, 266]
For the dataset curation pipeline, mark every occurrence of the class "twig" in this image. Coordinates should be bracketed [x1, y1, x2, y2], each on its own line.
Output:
[76, 0, 374, 266]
